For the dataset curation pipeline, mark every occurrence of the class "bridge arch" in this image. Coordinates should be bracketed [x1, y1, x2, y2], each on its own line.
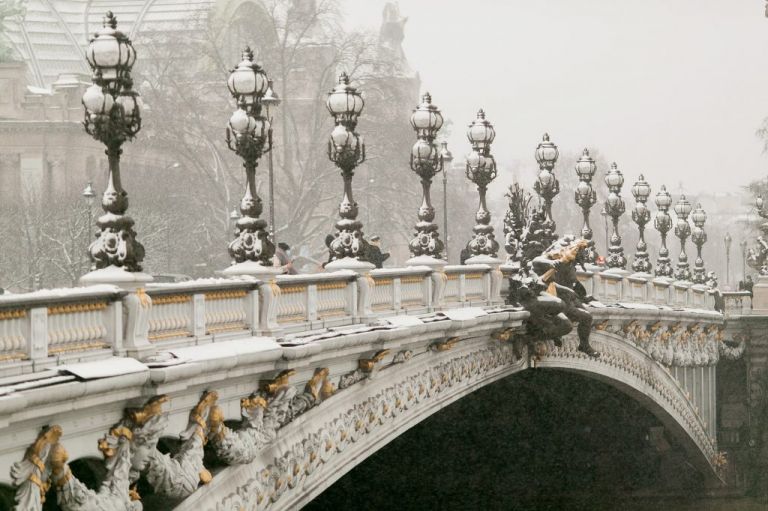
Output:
[178, 329, 721, 510]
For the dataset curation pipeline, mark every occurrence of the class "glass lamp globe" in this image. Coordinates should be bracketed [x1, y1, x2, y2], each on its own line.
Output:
[655, 185, 672, 209]
[535, 133, 559, 170]
[604, 163, 624, 189]
[229, 109, 251, 133]
[537, 169, 554, 189]
[575, 180, 592, 199]
[439, 141, 453, 164]
[467, 109, 495, 147]
[331, 124, 353, 148]
[412, 139, 436, 161]
[674, 195, 693, 217]
[326, 72, 364, 119]
[410, 92, 443, 139]
[574, 148, 596, 179]
[691, 204, 707, 226]
[631, 175, 651, 202]
[227, 48, 268, 102]
[85, 12, 135, 82]
[466, 149, 485, 170]
[82, 84, 113, 114]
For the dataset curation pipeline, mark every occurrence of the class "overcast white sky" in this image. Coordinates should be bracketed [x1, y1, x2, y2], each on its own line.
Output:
[341, 0, 768, 194]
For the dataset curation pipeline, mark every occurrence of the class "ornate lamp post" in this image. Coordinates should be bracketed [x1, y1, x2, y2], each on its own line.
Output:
[724, 232, 732, 288]
[603, 162, 627, 269]
[740, 239, 748, 281]
[464, 109, 499, 259]
[407, 93, 445, 261]
[325, 72, 370, 266]
[690, 203, 708, 284]
[673, 194, 693, 281]
[80, 12, 144, 274]
[654, 185, 674, 277]
[262, 80, 280, 245]
[533, 133, 559, 241]
[223, 48, 276, 272]
[630, 175, 652, 273]
[440, 141, 453, 261]
[574, 148, 598, 263]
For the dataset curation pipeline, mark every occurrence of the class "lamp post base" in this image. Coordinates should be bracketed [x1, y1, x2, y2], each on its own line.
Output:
[406, 255, 447, 310]
[465, 254, 503, 304]
[222, 260, 283, 280]
[80, 266, 154, 360]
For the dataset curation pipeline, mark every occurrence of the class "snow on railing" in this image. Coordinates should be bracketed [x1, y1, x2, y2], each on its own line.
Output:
[0, 261, 724, 377]
[504, 264, 716, 310]
[0, 285, 125, 376]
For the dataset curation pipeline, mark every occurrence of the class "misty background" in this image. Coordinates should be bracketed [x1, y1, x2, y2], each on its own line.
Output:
[0, 0, 766, 291]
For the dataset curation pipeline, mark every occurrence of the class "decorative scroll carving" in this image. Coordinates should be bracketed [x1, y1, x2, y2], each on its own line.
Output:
[213, 343, 521, 510]
[604, 321, 742, 367]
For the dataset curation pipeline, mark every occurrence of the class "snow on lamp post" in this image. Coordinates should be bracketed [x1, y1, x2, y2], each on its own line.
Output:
[325, 72, 371, 266]
[673, 194, 693, 281]
[574, 148, 598, 264]
[407, 92, 445, 261]
[464, 109, 500, 259]
[654, 185, 674, 277]
[630, 175, 652, 273]
[81, 11, 143, 272]
[224, 47, 276, 270]
[690, 203, 708, 284]
[533, 133, 559, 247]
[603, 162, 627, 269]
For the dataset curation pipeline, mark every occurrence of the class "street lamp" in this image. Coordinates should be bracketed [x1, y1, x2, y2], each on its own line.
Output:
[654, 185, 674, 277]
[262, 79, 280, 246]
[724, 232, 732, 288]
[574, 148, 598, 263]
[603, 162, 627, 269]
[224, 47, 275, 268]
[740, 239, 748, 281]
[630, 174, 652, 273]
[533, 133, 559, 246]
[407, 92, 445, 261]
[673, 194, 693, 281]
[325, 72, 370, 265]
[464, 109, 500, 259]
[440, 141, 453, 261]
[690, 203, 708, 284]
[81, 182, 95, 275]
[81, 11, 144, 272]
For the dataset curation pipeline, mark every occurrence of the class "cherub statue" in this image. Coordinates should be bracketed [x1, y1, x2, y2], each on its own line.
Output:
[530, 237, 600, 357]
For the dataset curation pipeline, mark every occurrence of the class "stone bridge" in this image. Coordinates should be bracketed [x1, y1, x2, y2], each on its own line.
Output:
[0, 263, 751, 510]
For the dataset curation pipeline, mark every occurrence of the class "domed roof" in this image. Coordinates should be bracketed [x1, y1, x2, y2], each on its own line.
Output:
[2, 0, 216, 87]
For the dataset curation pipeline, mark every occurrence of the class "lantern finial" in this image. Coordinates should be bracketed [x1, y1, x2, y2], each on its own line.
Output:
[103, 11, 117, 29]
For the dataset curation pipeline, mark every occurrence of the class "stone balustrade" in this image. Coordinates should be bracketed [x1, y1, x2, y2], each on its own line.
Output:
[502, 264, 717, 310]
[0, 285, 125, 376]
[721, 291, 752, 318]
[0, 266, 500, 377]
[0, 263, 724, 379]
